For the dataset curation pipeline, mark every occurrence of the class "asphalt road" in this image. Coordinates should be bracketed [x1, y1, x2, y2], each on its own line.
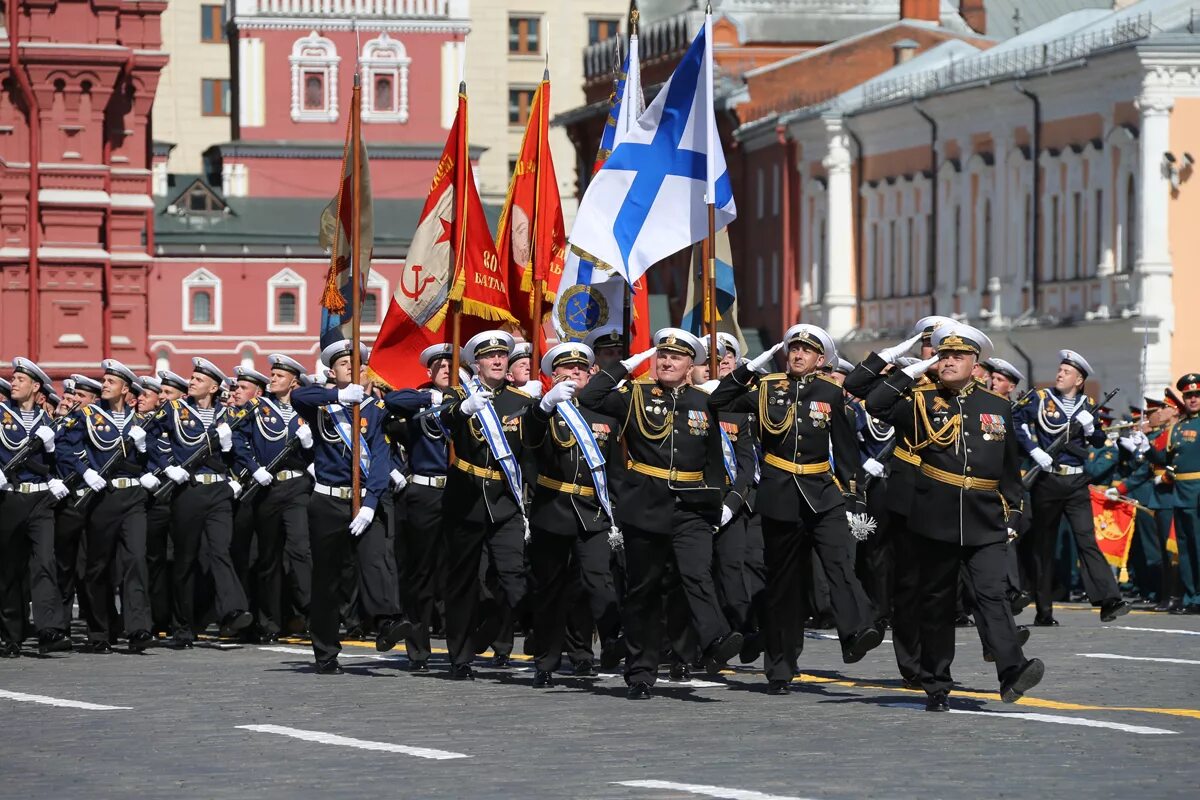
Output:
[2, 603, 1197, 800]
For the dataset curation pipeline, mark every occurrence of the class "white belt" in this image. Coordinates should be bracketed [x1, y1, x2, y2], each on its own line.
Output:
[314, 482, 365, 500]
[411, 474, 446, 489]
[193, 473, 227, 485]
[110, 477, 141, 490]
[4, 482, 49, 494]
[1050, 465, 1084, 476]
[275, 470, 304, 481]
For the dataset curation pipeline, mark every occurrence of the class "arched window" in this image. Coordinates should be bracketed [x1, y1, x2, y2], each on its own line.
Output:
[361, 33, 411, 123]
[192, 291, 212, 324]
[278, 291, 297, 324]
[362, 293, 379, 324]
[290, 31, 339, 123]
[267, 268, 306, 332]
[183, 268, 221, 331]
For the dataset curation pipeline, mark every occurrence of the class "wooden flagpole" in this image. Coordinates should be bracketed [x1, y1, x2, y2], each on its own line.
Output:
[449, 81, 469, 388]
[529, 72, 549, 371]
[350, 74, 363, 515]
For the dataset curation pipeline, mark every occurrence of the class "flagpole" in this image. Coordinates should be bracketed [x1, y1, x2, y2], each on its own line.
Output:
[450, 81, 469, 388]
[623, 3, 639, 361]
[703, 5, 718, 375]
[530, 72, 548, 371]
[350, 73, 363, 515]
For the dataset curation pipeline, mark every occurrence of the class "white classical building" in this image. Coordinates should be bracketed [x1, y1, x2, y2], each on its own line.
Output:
[737, 0, 1200, 401]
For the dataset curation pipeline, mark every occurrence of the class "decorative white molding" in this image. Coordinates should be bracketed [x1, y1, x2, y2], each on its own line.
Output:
[266, 268, 307, 333]
[182, 268, 222, 333]
[360, 32, 411, 123]
[290, 31, 340, 123]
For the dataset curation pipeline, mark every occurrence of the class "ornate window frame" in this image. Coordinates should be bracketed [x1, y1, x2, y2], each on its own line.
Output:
[290, 31, 339, 123]
[267, 267, 306, 333]
[360, 33, 411, 123]
[183, 268, 222, 332]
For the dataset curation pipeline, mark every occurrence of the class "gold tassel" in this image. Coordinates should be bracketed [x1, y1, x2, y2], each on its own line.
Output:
[321, 256, 347, 316]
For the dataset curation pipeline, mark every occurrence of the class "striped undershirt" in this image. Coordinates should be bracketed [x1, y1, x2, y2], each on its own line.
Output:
[18, 409, 37, 432]
[193, 407, 216, 428]
[278, 403, 296, 425]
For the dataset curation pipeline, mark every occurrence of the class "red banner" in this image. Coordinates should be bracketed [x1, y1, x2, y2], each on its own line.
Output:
[1090, 486, 1137, 572]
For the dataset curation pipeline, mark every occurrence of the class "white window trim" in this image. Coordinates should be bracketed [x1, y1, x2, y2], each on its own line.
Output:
[290, 30, 340, 123]
[183, 268, 222, 333]
[362, 270, 389, 334]
[267, 268, 307, 334]
[361, 32, 411, 124]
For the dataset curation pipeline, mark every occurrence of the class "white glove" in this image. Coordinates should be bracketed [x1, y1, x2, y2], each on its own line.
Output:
[524, 515, 532, 544]
[619, 347, 656, 372]
[863, 458, 885, 478]
[1074, 409, 1094, 434]
[1118, 435, 1138, 453]
[0, 468, 8, 491]
[1154, 472, 1167, 486]
[139, 473, 161, 492]
[390, 469, 407, 490]
[1006, 528, 1018, 543]
[252, 467, 273, 487]
[34, 426, 55, 453]
[47, 478, 68, 501]
[539, 380, 577, 413]
[83, 468, 107, 492]
[338, 384, 365, 405]
[165, 465, 189, 485]
[748, 342, 784, 373]
[520, 380, 545, 399]
[879, 333, 924, 365]
[127, 425, 147, 453]
[901, 356, 939, 380]
[1104, 487, 1121, 501]
[229, 479, 242, 498]
[1030, 448, 1054, 470]
[1133, 431, 1151, 454]
[720, 505, 733, 528]
[430, 389, 444, 406]
[215, 422, 233, 452]
[349, 506, 374, 537]
[460, 388, 493, 416]
[295, 424, 313, 449]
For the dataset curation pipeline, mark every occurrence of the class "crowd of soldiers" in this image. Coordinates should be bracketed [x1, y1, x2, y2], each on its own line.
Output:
[1, 317, 1198, 711]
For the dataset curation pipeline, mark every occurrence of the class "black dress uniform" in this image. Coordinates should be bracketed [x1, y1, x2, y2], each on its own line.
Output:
[58, 370, 154, 650]
[231, 390, 314, 640]
[0, 359, 70, 655]
[710, 408, 758, 636]
[577, 328, 739, 695]
[439, 374, 535, 677]
[866, 324, 1043, 707]
[709, 326, 879, 690]
[292, 366, 407, 673]
[144, 371, 185, 634]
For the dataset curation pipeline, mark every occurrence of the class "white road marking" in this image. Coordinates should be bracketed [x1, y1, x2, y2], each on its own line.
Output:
[884, 703, 1177, 735]
[804, 631, 893, 645]
[614, 780, 814, 800]
[1079, 653, 1200, 665]
[237, 724, 469, 760]
[0, 689, 131, 711]
[1114, 626, 1200, 636]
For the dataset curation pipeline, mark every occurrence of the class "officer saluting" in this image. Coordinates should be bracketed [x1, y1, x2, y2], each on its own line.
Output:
[866, 323, 1043, 711]
[383, 343, 453, 671]
[0, 358, 71, 656]
[231, 355, 315, 643]
[58, 359, 155, 653]
[147, 357, 251, 647]
[1014, 349, 1130, 625]
[710, 324, 881, 695]
[291, 340, 409, 674]
[578, 328, 742, 700]
[526, 342, 623, 688]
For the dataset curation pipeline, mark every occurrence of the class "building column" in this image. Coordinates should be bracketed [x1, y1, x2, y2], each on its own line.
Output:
[821, 114, 856, 338]
[1134, 87, 1175, 392]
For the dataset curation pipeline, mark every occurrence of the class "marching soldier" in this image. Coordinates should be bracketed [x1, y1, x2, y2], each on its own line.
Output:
[58, 359, 155, 652]
[526, 342, 623, 687]
[865, 323, 1044, 710]
[229, 366, 269, 613]
[438, 331, 535, 680]
[231, 356, 315, 642]
[579, 328, 743, 699]
[710, 324, 881, 695]
[148, 357, 252, 647]
[53, 375, 96, 625]
[0, 358, 71, 656]
[584, 326, 626, 373]
[383, 343, 453, 671]
[1014, 350, 1130, 625]
[291, 340, 409, 674]
[1153, 374, 1200, 613]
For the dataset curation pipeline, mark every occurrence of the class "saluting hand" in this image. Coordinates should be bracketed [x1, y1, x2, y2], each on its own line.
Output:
[620, 347, 657, 372]
[901, 356, 938, 380]
[879, 333, 924, 365]
[748, 342, 784, 373]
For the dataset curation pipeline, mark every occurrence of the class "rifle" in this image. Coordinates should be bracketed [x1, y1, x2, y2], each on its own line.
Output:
[236, 434, 304, 505]
[71, 424, 148, 510]
[1021, 386, 1120, 489]
[153, 409, 251, 502]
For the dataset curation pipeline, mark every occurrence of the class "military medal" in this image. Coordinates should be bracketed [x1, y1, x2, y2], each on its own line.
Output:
[808, 401, 831, 427]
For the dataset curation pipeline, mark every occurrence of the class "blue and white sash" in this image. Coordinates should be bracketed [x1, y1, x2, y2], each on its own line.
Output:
[469, 378, 524, 505]
[330, 403, 371, 475]
[718, 426, 738, 484]
[556, 401, 613, 522]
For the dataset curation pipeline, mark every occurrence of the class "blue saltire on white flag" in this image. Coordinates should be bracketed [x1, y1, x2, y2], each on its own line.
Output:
[567, 17, 736, 287]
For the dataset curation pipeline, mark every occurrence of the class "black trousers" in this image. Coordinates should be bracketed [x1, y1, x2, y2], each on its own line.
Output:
[0, 491, 64, 641]
[712, 512, 750, 632]
[855, 481, 894, 622]
[83, 486, 151, 641]
[230, 498, 256, 606]
[443, 511, 526, 667]
[169, 482, 246, 638]
[145, 499, 173, 633]
[53, 503, 87, 624]
[529, 526, 620, 673]
[913, 534, 1025, 696]
[308, 493, 400, 664]
[400, 483, 445, 662]
[890, 517, 921, 683]
[1029, 473, 1118, 617]
[622, 508, 727, 686]
[253, 477, 313, 634]
[742, 511, 766, 633]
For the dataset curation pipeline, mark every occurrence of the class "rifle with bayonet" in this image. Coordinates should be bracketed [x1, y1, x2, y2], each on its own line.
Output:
[1021, 386, 1121, 489]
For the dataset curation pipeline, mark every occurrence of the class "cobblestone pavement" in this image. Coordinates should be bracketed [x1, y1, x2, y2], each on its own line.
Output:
[2, 603, 1197, 800]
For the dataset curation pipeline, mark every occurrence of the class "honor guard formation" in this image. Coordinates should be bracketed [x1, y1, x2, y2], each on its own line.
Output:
[4, 322, 1200, 710]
